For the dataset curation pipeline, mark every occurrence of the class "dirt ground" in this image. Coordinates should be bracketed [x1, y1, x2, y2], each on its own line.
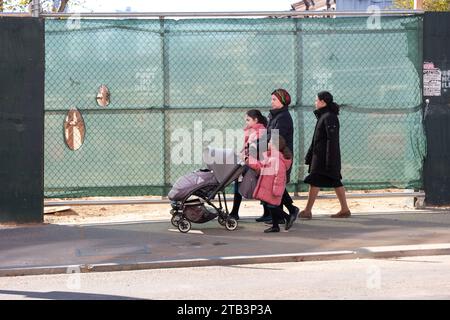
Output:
[42, 189, 427, 225]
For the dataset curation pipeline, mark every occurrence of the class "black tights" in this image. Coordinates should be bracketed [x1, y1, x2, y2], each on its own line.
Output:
[280, 189, 295, 212]
[259, 189, 295, 219]
[264, 203, 290, 229]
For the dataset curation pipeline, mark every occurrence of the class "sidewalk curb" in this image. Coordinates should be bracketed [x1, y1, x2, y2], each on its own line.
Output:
[1, 243, 450, 277]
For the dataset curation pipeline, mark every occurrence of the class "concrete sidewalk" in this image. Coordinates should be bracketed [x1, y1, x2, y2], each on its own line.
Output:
[1, 210, 450, 277]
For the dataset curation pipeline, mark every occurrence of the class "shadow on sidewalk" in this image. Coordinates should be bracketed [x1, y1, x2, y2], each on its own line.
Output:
[0, 289, 141, 300]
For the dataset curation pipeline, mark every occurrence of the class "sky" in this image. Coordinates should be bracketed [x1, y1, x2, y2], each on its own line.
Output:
[73, 0, 297, 13]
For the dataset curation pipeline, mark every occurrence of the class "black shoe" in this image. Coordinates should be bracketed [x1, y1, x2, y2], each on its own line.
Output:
[264, 219, 285, 225]
[229, 213, 239, 221]
[255, 215, 272, 223]
[264, 226, 280, 233]
[285, 207, 299, 231]
[289, 206, 299, 217]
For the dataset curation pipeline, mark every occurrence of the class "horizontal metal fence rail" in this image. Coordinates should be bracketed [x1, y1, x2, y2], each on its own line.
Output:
[40, 10, 424, 18]
[44, 191, 425, 206]
[0, 13, 31, 17]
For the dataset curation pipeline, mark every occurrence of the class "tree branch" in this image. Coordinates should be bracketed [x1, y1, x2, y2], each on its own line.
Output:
[58, 0, 69, 12]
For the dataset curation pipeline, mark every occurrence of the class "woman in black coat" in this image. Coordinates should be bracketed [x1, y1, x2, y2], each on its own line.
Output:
[300, 91, 351, 219]
[255, 89, 299, 228]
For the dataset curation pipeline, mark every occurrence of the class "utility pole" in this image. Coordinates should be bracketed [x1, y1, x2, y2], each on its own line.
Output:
[414, 0, 424, 10]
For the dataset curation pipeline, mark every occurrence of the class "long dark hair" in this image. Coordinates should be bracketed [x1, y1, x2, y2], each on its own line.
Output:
[318, 91, 340, 115]
[270, 135, 292, 160]
[246, 109, 268, 127]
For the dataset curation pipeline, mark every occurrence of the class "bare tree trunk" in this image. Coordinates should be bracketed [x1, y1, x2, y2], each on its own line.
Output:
[58, 0, 69, 12]
[0, 0, 4, 12]
[414, 0, 424, 9]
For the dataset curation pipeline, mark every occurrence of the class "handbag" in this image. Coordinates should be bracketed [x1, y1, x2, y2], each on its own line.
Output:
[239, 166, 259, 199]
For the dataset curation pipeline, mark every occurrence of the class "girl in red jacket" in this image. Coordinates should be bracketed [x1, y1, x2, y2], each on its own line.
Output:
[247, 135, 296, 233]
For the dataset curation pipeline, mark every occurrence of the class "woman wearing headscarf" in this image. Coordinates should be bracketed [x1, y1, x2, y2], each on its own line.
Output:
[255, 88, 299, 229]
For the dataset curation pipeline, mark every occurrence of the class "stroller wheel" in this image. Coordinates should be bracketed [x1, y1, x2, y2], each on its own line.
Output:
[171, 214, 182, 227]
[218, 216, 226, 226]
[225, 217, 238, 231]
[178, 219, 191, 233]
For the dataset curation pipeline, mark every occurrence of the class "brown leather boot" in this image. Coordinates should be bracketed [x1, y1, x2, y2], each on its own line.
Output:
[330, 210, 351, 218]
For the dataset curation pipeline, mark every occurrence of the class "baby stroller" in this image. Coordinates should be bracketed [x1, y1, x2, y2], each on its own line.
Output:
[168, 147, 245, 233]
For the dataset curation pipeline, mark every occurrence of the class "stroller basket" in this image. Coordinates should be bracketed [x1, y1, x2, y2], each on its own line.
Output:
[183, 199, 218, 223]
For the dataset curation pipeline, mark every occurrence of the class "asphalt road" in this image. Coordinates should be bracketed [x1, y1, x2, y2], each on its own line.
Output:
[1, 255, 450, 300]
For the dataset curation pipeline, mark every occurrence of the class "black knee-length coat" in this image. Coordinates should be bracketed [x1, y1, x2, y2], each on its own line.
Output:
[267, 106, 294, 182]
[305, 107, 341, 180]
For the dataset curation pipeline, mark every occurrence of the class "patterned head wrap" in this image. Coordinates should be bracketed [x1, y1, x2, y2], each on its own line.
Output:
[272, 89, 291, 106]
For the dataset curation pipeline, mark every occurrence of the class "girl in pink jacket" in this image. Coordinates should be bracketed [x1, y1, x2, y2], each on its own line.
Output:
[230, 110, 267, 220]
[247, 135, 295, 233]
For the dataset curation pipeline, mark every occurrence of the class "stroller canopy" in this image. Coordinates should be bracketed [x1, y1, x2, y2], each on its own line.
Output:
[168, 169, 218, 201]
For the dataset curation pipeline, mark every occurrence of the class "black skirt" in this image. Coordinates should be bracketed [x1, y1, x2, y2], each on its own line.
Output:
[304, 173, 343, 188]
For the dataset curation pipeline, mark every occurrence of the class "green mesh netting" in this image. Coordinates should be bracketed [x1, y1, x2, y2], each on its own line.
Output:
[44, 16, 425, 197]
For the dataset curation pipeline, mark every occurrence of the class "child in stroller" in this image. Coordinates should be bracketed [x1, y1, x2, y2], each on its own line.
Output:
[168, 147, 245, 233]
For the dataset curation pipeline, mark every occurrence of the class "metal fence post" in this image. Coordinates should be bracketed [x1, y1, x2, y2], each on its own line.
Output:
[31, 0, 40, 17]
[295, 18, 305, 197]
[161, 17, 171, 198]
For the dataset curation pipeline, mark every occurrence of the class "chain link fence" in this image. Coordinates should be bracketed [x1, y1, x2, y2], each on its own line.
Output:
[44, 14, 425, 198]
